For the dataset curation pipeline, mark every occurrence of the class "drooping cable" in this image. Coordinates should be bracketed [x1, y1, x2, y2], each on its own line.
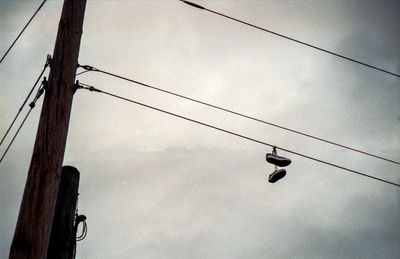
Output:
[76, 221, 87, 241]
[77, 83, 400, 188]
[179, 0, 400, 78]
[0, 56, 50, 147]
[0, 0, 47, 64]
[77, 65, 400, 166]
[72, 195, 86, 258]
[0, 79, 46, 164]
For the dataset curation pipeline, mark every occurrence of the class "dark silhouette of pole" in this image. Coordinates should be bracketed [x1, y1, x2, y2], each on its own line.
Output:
[9, 0, 86, 258]
[47, 166, 80, 259]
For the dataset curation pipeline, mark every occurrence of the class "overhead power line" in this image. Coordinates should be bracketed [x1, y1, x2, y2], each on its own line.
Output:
[0, 80, 46, 164]
[180, 0, 400, 78]
[0, 110, 33, 164]
[77, 65, 400, 166]
[76, 70, 90, 76]
[0, 0, 47, 64]
[0, 56, 50, 147]
[77, 82, 400, 188]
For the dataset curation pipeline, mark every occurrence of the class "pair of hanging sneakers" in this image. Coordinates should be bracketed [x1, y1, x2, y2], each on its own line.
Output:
[266, 147, 291, 183]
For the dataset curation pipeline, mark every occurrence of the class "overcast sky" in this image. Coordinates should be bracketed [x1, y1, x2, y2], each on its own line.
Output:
[1, 0, 399, 258]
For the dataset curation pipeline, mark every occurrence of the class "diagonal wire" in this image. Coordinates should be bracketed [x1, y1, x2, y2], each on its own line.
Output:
[76, 70, 90, 76]
[0, 0, 47, 64]
[0, 82, 45, 163]
[77, 83, 400, 188]
[0, 60, 49, 147]
[179, 0, 400, 78]
[77, 65, 400, 166]
[0, 109, 33, 164]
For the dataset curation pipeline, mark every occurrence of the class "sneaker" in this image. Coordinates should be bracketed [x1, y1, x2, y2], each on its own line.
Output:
[268, 169, 287, 183]
[266, 153, 291, 167]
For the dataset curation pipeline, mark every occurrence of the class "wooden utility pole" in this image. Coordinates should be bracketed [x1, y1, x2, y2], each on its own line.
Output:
[9, 0, 86, 258]
[47, 166, 80, 259]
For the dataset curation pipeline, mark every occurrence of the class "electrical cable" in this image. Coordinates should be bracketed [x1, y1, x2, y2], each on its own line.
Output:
[76, 70, 90, 76]
[179, 0, 400, 78]
[0, 80, 46, 164]
[0, 57, 50, 147]
[0, 109, 32, 164]
[77, 83, 400, 188]
[77, 65, 400, 166]
[0, 0, 47, 64]
[76, 221, 87, 241]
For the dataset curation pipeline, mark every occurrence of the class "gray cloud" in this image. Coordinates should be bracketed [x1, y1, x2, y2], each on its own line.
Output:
[1, 1, 399, 258]
[59, 147, 399, 258]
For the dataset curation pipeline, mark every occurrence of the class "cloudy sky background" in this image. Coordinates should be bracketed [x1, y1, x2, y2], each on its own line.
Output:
[1, 0, 399, 258]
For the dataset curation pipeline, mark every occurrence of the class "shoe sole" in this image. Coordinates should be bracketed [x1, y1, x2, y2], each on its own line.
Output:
[268, 169, 287, 183]
[266, 153, 292, 167]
